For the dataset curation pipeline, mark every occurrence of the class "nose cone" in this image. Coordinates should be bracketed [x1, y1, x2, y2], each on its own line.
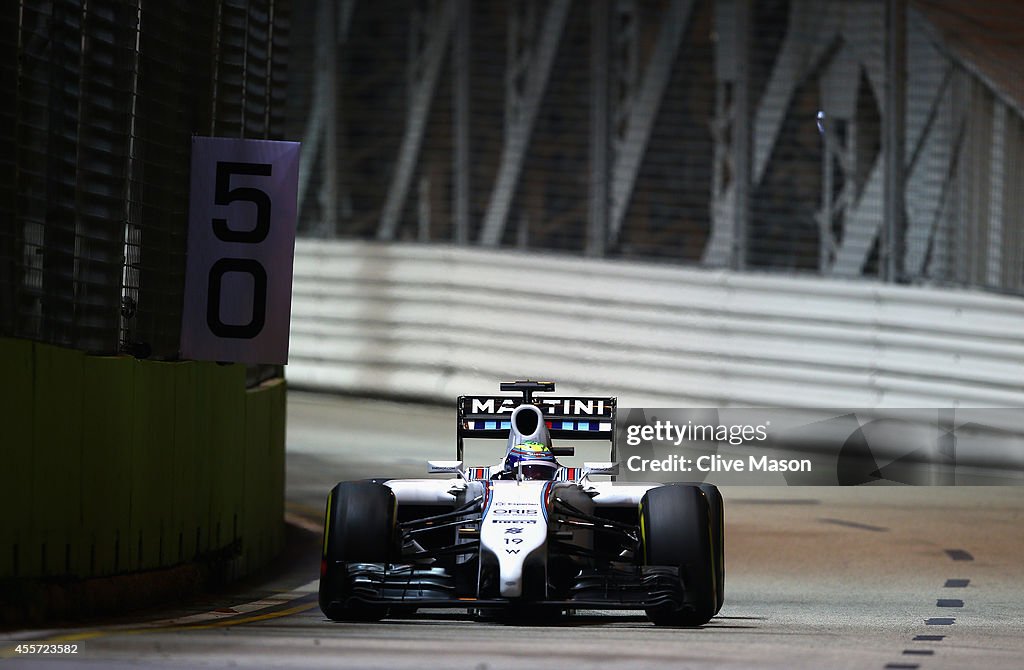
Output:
[480, 481, 550, 598]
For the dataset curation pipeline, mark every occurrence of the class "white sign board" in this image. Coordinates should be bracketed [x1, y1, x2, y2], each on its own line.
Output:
[181, 137, 300, 365]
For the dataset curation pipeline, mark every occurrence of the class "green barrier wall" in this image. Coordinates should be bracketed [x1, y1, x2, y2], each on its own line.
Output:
[0, 338, 285, 580]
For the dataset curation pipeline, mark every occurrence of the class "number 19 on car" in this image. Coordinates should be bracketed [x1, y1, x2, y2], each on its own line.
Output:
[181, 137, 300, 365]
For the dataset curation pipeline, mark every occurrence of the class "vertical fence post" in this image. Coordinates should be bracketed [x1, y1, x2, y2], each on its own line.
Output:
[884, 0, 906, 282]
[588, 0, 610, 257]
[732, 0, 752, 272]
[453, 0, 472, 245]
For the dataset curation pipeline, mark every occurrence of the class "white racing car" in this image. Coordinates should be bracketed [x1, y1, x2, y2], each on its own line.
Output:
[318, 381, 724, 626]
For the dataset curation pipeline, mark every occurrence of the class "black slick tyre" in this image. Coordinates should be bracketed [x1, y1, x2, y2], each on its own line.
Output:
[669, 481, 726, 616]
[640, 484, 717, 626]
[697, 483, 725, 615]
[319, 481, 395, 621]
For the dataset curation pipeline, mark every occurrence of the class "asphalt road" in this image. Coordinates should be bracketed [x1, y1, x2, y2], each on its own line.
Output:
[3, 391, 1023, 669]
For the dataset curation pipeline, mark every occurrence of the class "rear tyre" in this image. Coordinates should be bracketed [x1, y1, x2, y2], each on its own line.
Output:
[319, 481, 395, 622]
[641, 484, 717, 626]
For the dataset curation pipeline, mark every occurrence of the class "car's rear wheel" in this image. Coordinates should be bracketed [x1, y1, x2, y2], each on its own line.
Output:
[319, 481, 395, 622]
[640, 484, 718, 626]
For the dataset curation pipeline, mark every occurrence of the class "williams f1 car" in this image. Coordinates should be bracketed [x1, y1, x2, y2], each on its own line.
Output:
[319, 381, 725, 626]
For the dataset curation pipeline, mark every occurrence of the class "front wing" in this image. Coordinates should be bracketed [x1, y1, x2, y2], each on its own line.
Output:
[332, 563, 686, 611]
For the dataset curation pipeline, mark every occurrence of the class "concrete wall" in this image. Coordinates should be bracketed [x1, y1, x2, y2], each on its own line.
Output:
[0, 338, 285, 582]
[287, 240, 1024, 408]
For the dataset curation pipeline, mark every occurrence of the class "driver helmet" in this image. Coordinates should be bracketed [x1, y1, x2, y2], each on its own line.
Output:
[504, 440, 558, 480]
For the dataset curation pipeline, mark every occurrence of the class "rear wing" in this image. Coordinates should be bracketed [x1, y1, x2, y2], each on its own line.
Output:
[456, 382, 617, 461]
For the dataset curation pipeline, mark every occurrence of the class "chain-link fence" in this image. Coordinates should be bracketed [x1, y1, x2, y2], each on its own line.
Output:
[287, 0, 1024, 296]
[1, 0, 290, 357]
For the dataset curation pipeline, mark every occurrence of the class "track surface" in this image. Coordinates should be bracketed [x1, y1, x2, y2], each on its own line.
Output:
[3, 392, 1023, 669]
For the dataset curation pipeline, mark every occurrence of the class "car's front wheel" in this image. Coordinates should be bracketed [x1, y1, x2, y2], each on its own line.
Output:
[319, 481, 395, 622]
[697, 482, 725, 615]
[640, 484, 719, 626]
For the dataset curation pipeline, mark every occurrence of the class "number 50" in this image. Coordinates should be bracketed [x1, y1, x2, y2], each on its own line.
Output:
[207, 161, 272, 339]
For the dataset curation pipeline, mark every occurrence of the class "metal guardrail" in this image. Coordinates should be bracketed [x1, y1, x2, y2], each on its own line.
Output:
[286, 240, 1024, 408]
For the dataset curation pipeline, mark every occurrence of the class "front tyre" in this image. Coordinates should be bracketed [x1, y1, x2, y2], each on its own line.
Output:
[697, 483, 725, 615]
[319, 481, 395, 621]
[641, 484, 718, 626]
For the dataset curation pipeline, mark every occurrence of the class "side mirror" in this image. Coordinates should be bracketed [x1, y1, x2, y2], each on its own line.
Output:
[427, 460, 464, 474]
[551, 445, 575, 457]
[582, 462, 619, 476]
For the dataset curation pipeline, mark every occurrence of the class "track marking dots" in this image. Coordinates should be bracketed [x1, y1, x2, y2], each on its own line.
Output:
[887, 549, 973, 667]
